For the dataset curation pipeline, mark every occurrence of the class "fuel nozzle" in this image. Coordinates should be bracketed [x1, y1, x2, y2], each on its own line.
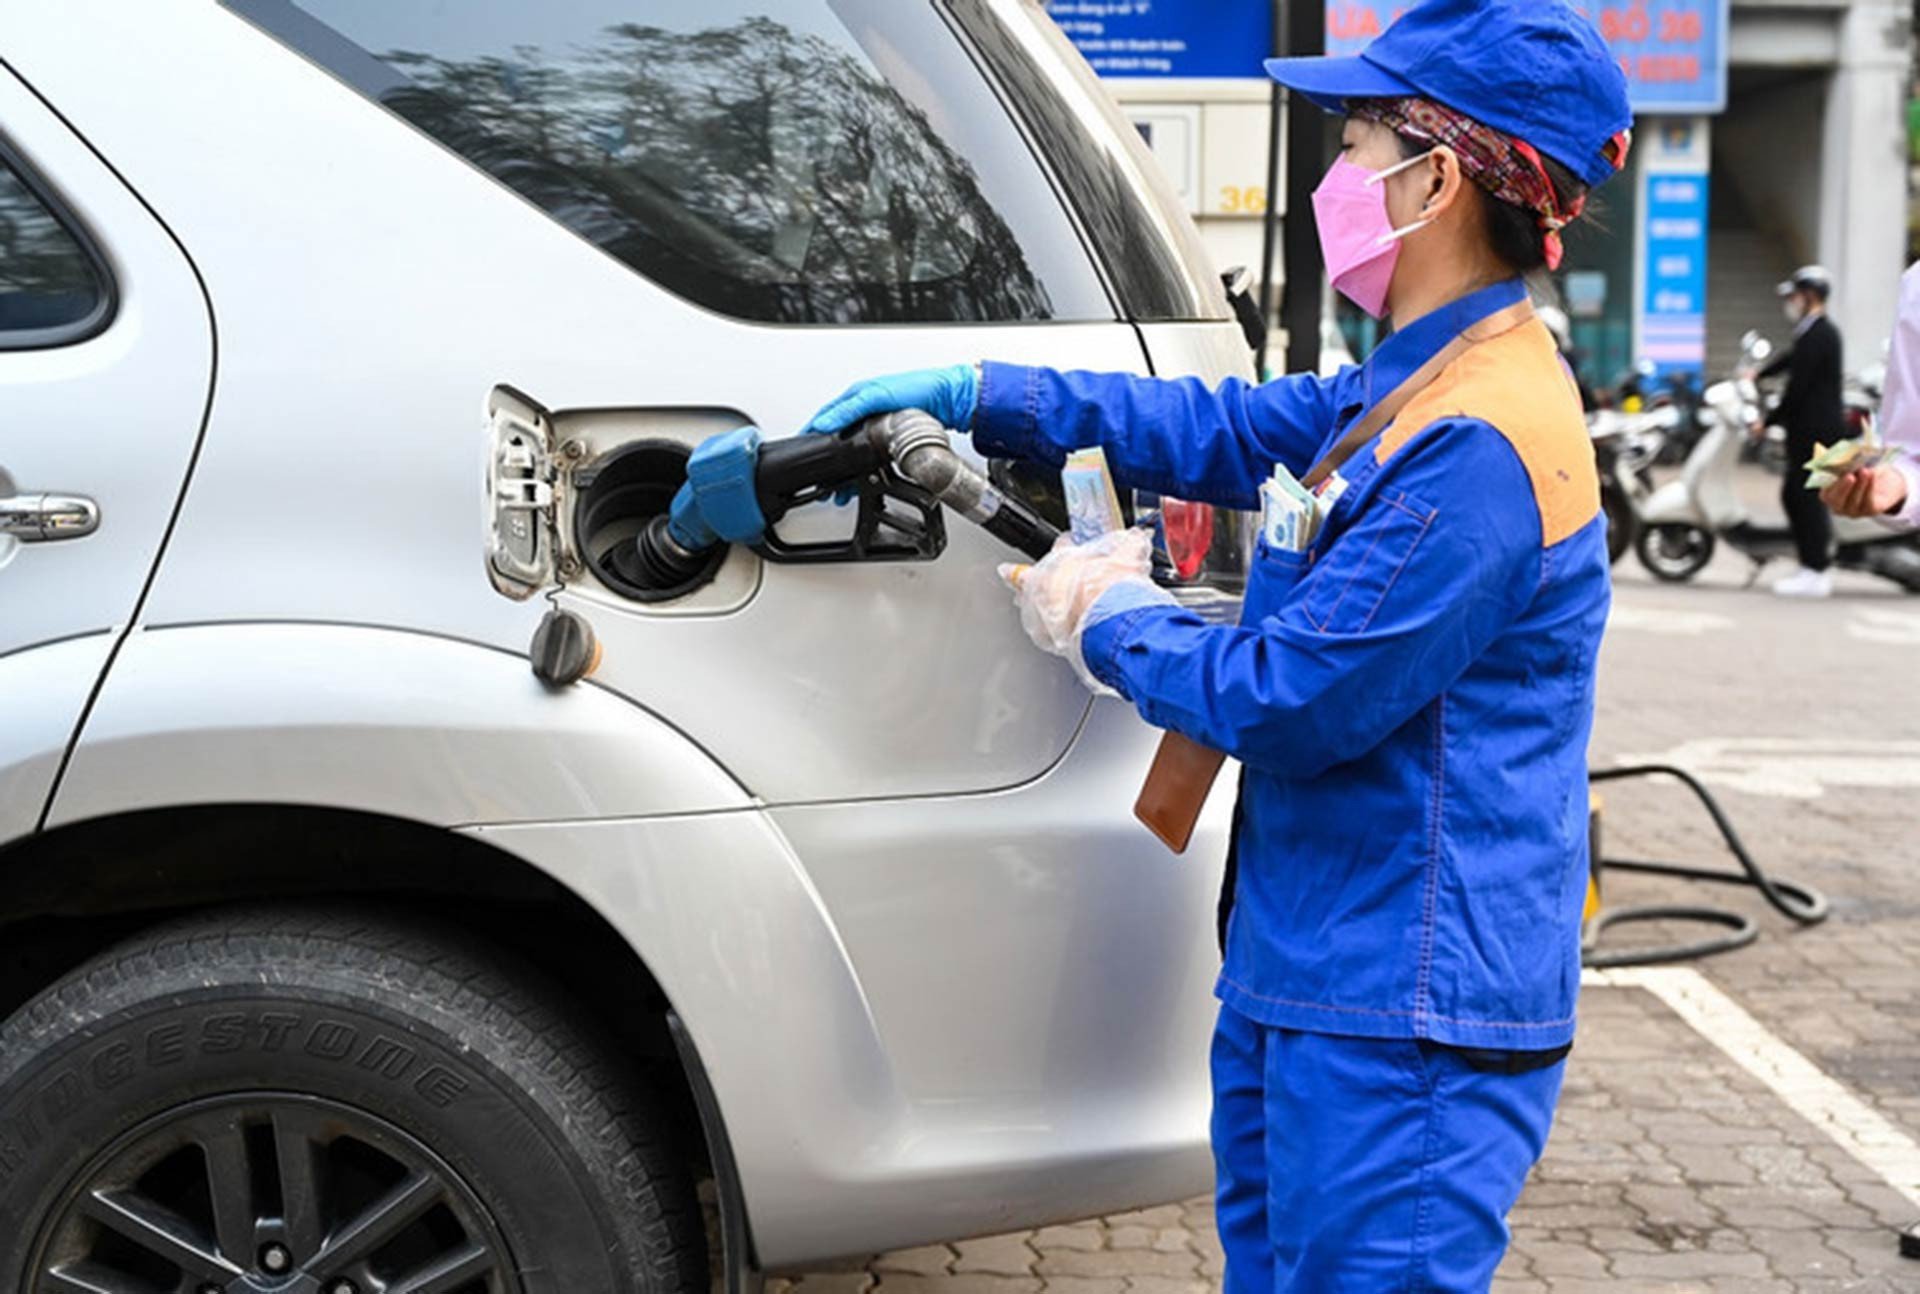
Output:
[620, 412, 1061, 598]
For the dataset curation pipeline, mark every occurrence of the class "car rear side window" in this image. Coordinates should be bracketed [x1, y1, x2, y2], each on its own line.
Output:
[222, 0, 1112, 326]
[0, 148, 111, 348]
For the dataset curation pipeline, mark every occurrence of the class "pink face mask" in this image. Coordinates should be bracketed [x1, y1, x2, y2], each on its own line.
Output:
[1311, 151, 1433, 319]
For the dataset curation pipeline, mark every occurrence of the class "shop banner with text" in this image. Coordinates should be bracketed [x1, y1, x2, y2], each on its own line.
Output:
[1325, 1, 1727, 114]
[1044, 1, 1273, 79]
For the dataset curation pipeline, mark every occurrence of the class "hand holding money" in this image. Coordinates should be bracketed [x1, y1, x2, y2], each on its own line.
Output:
[1804, 433, 1904, 490]
[1821, 464, 1911, 518]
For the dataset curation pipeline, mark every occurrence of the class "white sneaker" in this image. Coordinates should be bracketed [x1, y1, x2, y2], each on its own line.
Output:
[1772, 567, 1834, 599]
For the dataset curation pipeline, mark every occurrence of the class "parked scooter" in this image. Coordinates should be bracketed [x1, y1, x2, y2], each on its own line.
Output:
[1589, 404, 1672, 565]
[1634, 333, 1920, 591]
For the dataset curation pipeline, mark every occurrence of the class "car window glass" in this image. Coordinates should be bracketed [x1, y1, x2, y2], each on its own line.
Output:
[0, 154, 109, 345]
[224, 0, 1112, 325]
[943, 0, 1224, 323]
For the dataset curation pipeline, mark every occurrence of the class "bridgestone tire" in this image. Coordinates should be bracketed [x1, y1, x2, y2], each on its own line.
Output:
[0, 907, 707, 1294]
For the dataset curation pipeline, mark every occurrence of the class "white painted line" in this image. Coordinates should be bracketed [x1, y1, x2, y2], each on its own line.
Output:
[1583, 966, 1920, 1210]
[1607, 603, 1734, 636]
[1613, 736, 1920, 799]
[1849, 607, 1920, 646]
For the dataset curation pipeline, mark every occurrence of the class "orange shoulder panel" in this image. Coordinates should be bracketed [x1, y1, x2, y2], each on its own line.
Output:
[1375, 320, 1599, 547]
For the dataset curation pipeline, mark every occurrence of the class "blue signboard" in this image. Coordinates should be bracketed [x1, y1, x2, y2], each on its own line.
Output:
[1325, 1, 1728, 114]
[1044, 1, 1272, 79]
[1640, 169, 1709, 375]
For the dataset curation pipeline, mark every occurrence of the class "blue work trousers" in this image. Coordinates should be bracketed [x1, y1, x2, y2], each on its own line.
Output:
[1211, 1004, 1566, 1292]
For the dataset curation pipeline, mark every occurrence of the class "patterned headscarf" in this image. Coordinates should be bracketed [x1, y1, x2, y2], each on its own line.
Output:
[1350, 97, 1631, 272]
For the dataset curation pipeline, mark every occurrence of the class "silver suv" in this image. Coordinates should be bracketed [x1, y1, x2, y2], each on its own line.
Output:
[0, 2, 1251, 1290]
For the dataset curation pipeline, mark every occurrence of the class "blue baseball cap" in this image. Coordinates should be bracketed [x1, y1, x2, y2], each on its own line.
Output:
[1265, 0, 1633, 189]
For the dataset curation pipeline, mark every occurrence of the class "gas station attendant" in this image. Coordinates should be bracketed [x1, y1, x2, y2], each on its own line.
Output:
[806, 0, 1635, 1285]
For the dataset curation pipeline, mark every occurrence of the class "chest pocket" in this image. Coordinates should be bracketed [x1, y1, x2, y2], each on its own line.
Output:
[1241, 539, 1311, 627]
[1296, 487, 1439, 635]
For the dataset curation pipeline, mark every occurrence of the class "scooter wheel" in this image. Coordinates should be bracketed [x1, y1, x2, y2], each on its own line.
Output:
[1602, 488, 1635, 566]
[1636, 523, 1716, 583]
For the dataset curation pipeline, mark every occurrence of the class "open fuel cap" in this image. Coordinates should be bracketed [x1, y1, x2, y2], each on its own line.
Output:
[530, 608, 601, 688]
[1900, 1221, 1920, 1260]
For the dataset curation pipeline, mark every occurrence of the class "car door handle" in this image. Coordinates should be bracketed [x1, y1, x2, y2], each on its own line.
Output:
[0, 492, 100, 541]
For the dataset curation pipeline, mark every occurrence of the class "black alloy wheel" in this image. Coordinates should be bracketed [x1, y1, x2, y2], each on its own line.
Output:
[33, 1093, 514, 1294]
[0, 909, 707, 1294]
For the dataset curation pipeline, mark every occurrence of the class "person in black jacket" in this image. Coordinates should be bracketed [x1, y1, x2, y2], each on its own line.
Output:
[1760, 265, 1845, 598]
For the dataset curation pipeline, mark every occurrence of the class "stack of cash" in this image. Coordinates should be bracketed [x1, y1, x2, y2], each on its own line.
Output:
[1063, 447, 1127, 542]
[1805, 433, 1905, 489]
[1260, 463, 1328, 553]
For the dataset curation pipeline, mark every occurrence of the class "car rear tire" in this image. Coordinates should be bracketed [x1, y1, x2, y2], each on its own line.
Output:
[1635, 523, 1716, 583]
[0, 906, 707, 1294]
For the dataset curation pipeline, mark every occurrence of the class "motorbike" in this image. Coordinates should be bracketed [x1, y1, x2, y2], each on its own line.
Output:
[1588, 404, 1672, 566]
[1633, 332, 1920, 591]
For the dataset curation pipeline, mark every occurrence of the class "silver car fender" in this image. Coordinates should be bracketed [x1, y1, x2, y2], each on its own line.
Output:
[47, 622, 750, 827]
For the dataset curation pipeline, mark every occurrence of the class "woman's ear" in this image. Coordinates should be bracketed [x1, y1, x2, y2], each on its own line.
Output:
[1417, 145, 1468, 221]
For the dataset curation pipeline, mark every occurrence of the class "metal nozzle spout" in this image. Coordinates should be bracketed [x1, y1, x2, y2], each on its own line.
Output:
[872, 410, 1061, 561]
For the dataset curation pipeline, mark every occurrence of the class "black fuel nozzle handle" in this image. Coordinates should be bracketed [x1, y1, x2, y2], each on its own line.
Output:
[749, 422, 893, 525]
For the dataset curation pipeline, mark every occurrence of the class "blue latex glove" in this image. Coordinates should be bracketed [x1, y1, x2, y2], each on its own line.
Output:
[806, 364, 980, 436]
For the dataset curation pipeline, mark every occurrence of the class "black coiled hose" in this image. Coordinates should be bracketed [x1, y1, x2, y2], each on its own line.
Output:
[1582, 763, 1829, 968]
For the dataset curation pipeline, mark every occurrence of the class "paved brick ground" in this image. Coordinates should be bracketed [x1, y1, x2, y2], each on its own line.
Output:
[778, 471, 1920, 1291]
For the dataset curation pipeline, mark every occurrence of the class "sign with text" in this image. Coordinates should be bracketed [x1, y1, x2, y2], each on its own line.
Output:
[1638, 120, 1711, 376]
[1044, 1, 1272, 79]
[1324, 1, 1728, 114]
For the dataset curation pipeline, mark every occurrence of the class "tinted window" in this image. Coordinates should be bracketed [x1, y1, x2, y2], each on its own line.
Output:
[944, 0, 1225, 323]
[0, 153, 110, 346]
[225, 0, 1111, 325]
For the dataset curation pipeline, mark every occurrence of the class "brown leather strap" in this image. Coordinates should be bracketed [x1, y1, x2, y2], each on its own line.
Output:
[1134, 296, 1537, 855]
[1300, 299, 1535, 490]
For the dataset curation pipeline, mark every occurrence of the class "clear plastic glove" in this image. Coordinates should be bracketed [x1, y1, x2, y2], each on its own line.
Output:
[998, 528, 1172, 693]
[805, 364, 980, 436]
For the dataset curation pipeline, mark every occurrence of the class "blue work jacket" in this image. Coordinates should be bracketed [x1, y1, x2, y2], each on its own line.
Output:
[973, 279, 1609, 1051]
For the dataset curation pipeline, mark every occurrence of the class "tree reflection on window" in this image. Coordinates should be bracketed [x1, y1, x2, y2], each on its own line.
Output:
[376, 17, 1053, 324]
[0, 162, 102, 335]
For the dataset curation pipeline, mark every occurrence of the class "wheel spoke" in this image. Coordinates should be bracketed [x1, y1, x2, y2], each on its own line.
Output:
[388, 1241, 497, 1294]
[39, 1262, 128, 1294]
[200, 1117, 257, 1261]
[43, 1096, 517, 1294]
[78, 1189, 240, 1282]
[272, 1109, 326, 1257]
[312, 1171, 441, 1270]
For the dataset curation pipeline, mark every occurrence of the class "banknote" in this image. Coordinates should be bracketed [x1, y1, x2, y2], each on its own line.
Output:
[1805, 434, 1905, 490]
[1062, 446, 1127, 543]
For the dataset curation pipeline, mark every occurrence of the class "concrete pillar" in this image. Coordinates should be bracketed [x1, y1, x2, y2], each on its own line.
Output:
[1817, 0, 1910, 355]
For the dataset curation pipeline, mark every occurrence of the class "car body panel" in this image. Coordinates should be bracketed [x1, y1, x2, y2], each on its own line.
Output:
[47, 623, 750, 829]
[0, 634, 114, 833]
[468, 699, 1239, 1265]
[0, 60, 211, 837]
[5, 1, 1153, 805]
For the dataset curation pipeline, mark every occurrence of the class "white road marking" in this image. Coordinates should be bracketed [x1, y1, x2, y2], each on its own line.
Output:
[1583, 966, 1920, 1210]
[1848, 607, 1920, 646]
[1607, 603, 1736, 636]
[1614, 736, 1920, 799]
